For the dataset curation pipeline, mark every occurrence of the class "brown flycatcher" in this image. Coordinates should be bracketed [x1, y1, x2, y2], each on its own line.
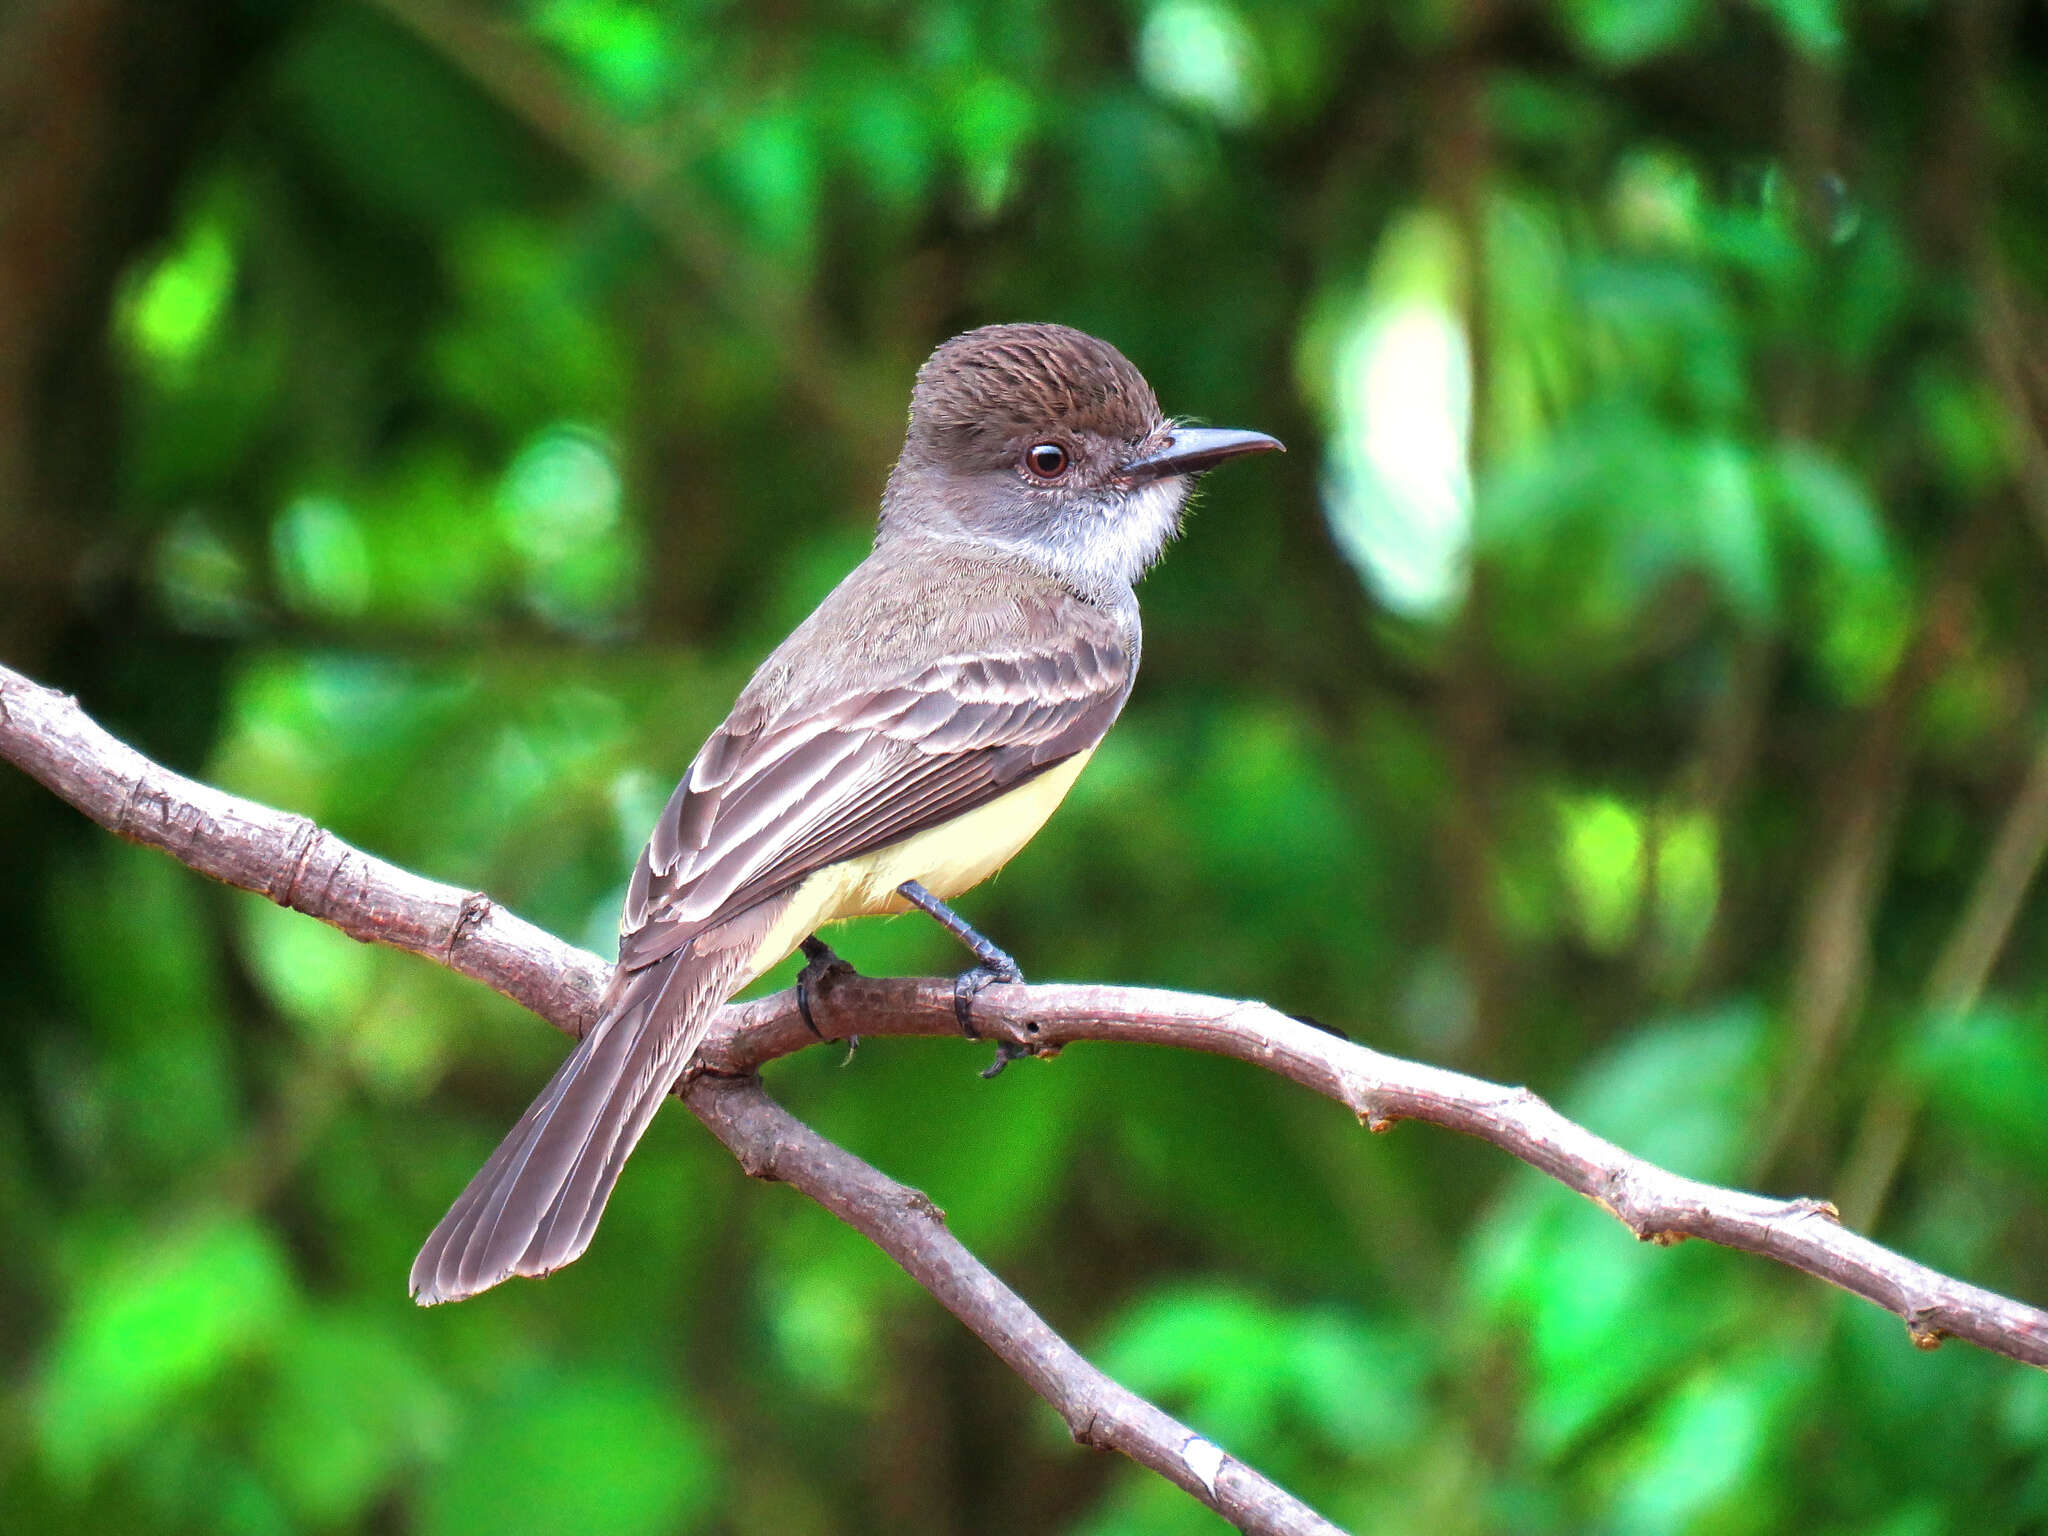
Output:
[411, 323, 1281, 1304]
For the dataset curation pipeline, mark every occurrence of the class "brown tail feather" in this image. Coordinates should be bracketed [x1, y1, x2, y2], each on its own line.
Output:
[409, 896, 788, 1305]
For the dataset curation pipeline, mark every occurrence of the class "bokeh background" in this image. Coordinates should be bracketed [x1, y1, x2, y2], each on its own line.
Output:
[5, 0, 2048, 1531]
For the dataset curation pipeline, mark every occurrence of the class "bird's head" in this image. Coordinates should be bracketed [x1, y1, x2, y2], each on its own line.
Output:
[881, 322, 1282, 592]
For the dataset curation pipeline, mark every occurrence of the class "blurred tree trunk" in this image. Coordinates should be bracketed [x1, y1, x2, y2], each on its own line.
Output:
[0, 0, 262, 1206]
[0, 0, 253, 667]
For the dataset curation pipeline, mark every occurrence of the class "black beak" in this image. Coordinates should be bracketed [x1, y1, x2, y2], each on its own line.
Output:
[1119, 426, 1285, 483]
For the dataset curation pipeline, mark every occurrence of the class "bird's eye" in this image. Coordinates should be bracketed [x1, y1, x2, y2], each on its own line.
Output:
[1024, 443, 1068, 479]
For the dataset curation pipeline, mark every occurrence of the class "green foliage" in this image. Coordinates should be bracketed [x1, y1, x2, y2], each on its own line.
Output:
[1097, 1283, 1427, 1454]
[40, 1216, 296, 1486]
[1472, 1007, 1773, 1461]
[419, 1368, 712, 1536]
[8, 0, 2048, 1532]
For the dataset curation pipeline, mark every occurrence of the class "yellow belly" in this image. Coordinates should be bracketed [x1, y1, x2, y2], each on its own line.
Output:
[743, 748, 1093, 977]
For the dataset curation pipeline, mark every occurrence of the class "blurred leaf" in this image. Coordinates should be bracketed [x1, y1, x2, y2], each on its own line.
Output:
[835, 75, 937, 212]
[497, 424, 638, 634]
[1769, 441, 1891, 581]
[274, 11, 534, 225]
[764, 1257, 880, 1401]
[353, 449, 513, 627]
[1916, 364, 2015, 495]
[1755, 0, 1844, 58]
[1563, 1002, 1767, 1177]
[238, 895, 378, 1041]
[39, 1215, 295, 1484]
[154, 513, 260, 635]
[432, 216, 632, 428]
[273, 496, 374, 619]
[1314, 207, 1473, 619]
[53, 847, 240, 1173]
[1481, 416, 1780, 662]
[1693, 436, 1773, 620]
[1811, 563, 1913, 704]
[418, 1369, 711, 1536]
[1832, 216, 1913, 362]
[1906, 1003, 2048, 1167]
[116, 213, 236, 380]
[1138, 0, 1267, 126]
[530, 0, 679, 118]
[949, 73, 1035, 217]
[257, 1308, 450, 1524]
[1556, 791, 1645, 953]
[718, 106, 819, 264]
[1605, 1347, 1806, 1532]
[1096, 1283, 1425, 1455]
[1470, 1004, 1770, 1458]
[1558, 0, 1704, 67]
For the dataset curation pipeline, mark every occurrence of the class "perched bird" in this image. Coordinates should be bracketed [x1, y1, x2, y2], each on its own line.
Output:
[410, 322, 1281, 1304]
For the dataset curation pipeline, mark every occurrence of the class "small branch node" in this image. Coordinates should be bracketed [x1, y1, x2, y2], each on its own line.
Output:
[1904, 1302, 1950, 1351]
[740, 1150, 783, 1182]
[320, 845, 354, 910]
[1778, 1194, 1842, 1224]
[1602, 1175, 1680, 1244]
[1070, 1400, 1106, 1448]
[113, 773, 160, 840]
[269, 814, 323, 908]
[1600, 1167, 1634, 1211]
[448, 890, 494, 955]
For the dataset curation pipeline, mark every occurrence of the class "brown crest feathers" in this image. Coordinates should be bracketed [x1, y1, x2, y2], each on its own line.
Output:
[909, 322, 1162, 461]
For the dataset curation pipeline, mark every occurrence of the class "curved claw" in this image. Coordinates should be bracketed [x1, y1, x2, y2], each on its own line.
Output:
[797, 936, 857, 1040]
[953, 967, 992, 1038]
[980, 1039, 1029, 1079]
[953, 960, 1026, 1075]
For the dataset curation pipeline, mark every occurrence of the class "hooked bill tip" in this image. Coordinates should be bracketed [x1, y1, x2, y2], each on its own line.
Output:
[1119, 426, 1284, 482]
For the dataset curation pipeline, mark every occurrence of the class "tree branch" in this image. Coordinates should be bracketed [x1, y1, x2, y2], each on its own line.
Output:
[0, 662, 1340, 1533]
[681, 1076, 1330, 1531]
[6, 660, 2048, 1528]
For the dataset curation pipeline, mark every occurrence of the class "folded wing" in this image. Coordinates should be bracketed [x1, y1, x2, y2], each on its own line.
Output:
[410, 616, 1131, 1304]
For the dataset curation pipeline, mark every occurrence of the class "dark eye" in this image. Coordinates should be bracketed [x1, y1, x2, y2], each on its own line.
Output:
[1024, 443, 1068, 479]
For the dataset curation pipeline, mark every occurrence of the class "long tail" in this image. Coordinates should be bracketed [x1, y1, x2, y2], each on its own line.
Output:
[409, 936, 752, 1306]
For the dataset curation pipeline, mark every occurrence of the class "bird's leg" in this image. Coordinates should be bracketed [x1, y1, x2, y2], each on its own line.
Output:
[894, 880, 1024, 1030]
[895, 880, 1030, 1076]
[796, 936, 860, 1059]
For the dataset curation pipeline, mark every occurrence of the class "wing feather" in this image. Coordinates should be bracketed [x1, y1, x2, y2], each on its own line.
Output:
[617, 624, 1131, 969]
[412, 580, 1134, 1305]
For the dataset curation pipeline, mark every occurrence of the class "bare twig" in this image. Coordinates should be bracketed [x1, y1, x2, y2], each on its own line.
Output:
[683, 1077, 1336, 1534]
[7, 653, 2048, 1457]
